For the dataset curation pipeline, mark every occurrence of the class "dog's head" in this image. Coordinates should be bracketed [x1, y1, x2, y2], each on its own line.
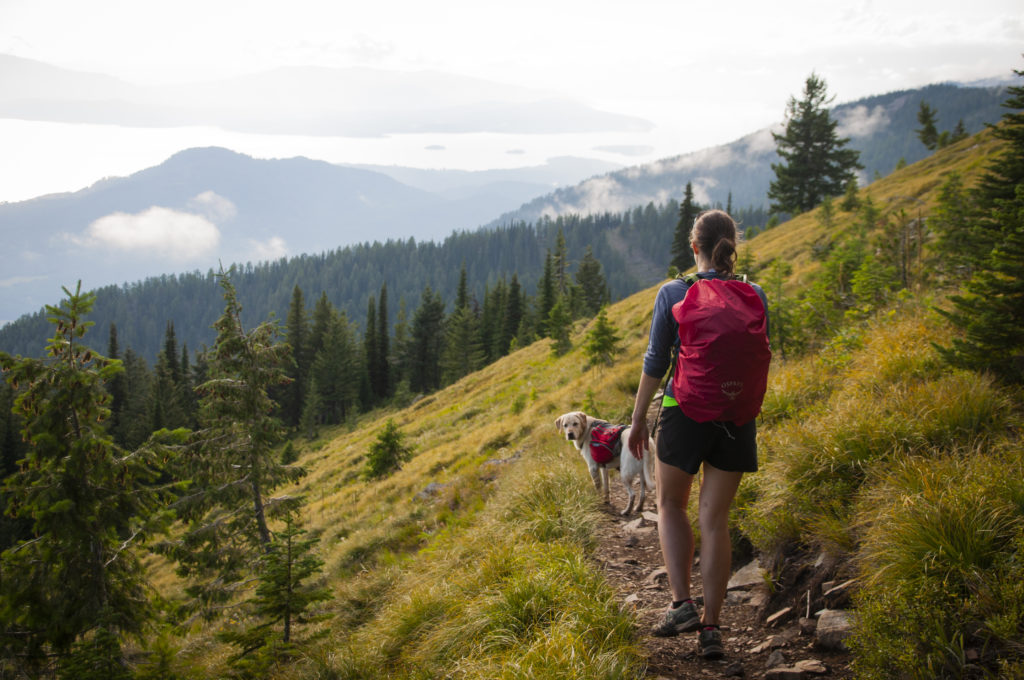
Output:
[554, 411, 593, 443]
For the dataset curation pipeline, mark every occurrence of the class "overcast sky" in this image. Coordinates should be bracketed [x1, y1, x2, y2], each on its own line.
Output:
[1, 0, 1021, 203]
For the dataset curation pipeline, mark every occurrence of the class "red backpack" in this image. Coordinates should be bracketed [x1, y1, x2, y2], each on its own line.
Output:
[671, 275, 771, 425]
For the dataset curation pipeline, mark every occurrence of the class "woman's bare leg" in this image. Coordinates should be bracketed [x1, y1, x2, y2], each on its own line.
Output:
[697, 465, 744, 625]
[656, 458, 696, 602]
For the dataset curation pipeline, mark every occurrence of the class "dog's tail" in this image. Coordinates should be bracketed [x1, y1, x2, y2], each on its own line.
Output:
[643, 438, 656, 490]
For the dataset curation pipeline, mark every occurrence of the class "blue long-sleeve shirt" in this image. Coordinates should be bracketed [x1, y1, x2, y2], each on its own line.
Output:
[642, 271, 769, 400]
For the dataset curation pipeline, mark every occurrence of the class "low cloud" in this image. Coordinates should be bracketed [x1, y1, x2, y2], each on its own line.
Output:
[246, 237, 288, 262]
[0, 275, 48, 289]
[564, 176, 633, 215]
[836, 105, 890, 138]
[75, 207, 220, 260]
[188, 191, 237, 223]
[743, 127, 779, 155]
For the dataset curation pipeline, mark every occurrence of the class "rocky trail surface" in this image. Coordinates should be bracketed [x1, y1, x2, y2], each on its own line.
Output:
[592, 486, 856, 680]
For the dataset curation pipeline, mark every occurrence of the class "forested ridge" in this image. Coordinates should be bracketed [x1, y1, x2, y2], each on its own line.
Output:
[0, 201, 770, 362]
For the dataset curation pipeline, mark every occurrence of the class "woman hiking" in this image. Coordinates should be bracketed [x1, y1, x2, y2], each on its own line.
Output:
[627, 209, 770, 661]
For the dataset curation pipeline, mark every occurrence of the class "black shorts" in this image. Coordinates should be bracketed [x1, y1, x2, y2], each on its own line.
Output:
[656, 405, 758, 475]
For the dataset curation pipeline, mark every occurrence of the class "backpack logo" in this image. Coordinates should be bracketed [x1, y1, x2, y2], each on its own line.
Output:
[720, 380, 744, 400]
[671, 278, 771, 425]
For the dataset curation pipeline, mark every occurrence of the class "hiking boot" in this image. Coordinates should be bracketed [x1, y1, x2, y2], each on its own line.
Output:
[698, 626, 724, 660]
[651, 600, 701, 637]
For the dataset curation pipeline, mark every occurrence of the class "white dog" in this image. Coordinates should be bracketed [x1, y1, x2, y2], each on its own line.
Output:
[555, 411, 656, 515]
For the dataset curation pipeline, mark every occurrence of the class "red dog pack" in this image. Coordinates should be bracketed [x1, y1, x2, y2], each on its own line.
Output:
[589, 423, 627, 465]
[671, 276, 771, 425]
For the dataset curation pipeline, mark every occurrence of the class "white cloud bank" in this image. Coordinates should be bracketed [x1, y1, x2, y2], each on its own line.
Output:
[66, 191, 238, 261]
[836, 105, 891, 138]
[74, 207, 219, 260]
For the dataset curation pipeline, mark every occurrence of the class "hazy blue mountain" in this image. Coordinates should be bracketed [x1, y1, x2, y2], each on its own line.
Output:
[486, 82, 1010, 227]
[0, 148, 443, 322]
[0, 149, 621, 325]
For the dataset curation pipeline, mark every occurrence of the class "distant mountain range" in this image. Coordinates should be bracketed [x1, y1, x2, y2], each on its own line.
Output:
[0, 77, 1012, 350]
[487, 82, 1010, 227]
[0, 149, 620, 324]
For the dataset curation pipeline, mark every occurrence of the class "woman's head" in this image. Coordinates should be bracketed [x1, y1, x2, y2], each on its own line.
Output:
[690, 209, 739, 275]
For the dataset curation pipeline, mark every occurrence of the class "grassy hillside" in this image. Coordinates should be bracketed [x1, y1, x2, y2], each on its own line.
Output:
[149, 128, 1023, 679]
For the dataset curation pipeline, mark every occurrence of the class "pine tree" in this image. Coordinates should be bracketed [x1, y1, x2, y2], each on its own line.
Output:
[178, 343, 198, 428]
[391, 298, 411, 391]
[840, 178, 860, 212]
[937, 186, 1024, 381]
[501, 274, 525, 356]
[762, 260, 794, 360]
[363, 294, 379, 406]
[951, 119, 969, 144]
[538, 251, 557, 337]
[0, 283, 169, 666]
[936, 67, 1024, 383]
[441, 305, 484, 384]
[152, 322, 186, 430]
[365, 419, 414, 479]
[218, 515, 330, 670]
[105, 323, 126, 441]
[916, 101, 940, 150]
[582, 306, 622, 368]
[158, 272, 304, 616]
[547, 298, 573, 357]
[116, 348, 155, 450]
[376, 283, 391, 401]
[162, 321, 181, 385]
[574, 246, 610, 317]
[283, 285, 310, 428]
[308, 310, 359, 425]
[552, 229, 571, 298]
[735, 246, 757, 277]
[309, 292, 334, 359]
[768, 73, 863, 215]
[671, 182, 699, 273]
[973, 66, 1024, 253]
[817, 195, 836, 230]
[0, 382, 29, 552]
[408, 286, 446, 394]
[929, 172, 978, 274]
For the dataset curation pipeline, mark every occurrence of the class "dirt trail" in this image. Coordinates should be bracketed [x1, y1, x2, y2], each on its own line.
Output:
[591, 486, 854, 679]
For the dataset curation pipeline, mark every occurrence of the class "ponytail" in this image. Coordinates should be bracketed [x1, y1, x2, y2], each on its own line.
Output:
[690, 209, 739, 276]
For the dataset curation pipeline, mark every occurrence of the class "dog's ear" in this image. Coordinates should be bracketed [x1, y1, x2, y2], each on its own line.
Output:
[554, 415, 563, 430]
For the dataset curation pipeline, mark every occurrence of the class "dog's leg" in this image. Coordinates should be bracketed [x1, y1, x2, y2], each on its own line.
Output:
[622, 478, 636, 515]
[588, 462, 602, 494]
[601, 467, 610, 503]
